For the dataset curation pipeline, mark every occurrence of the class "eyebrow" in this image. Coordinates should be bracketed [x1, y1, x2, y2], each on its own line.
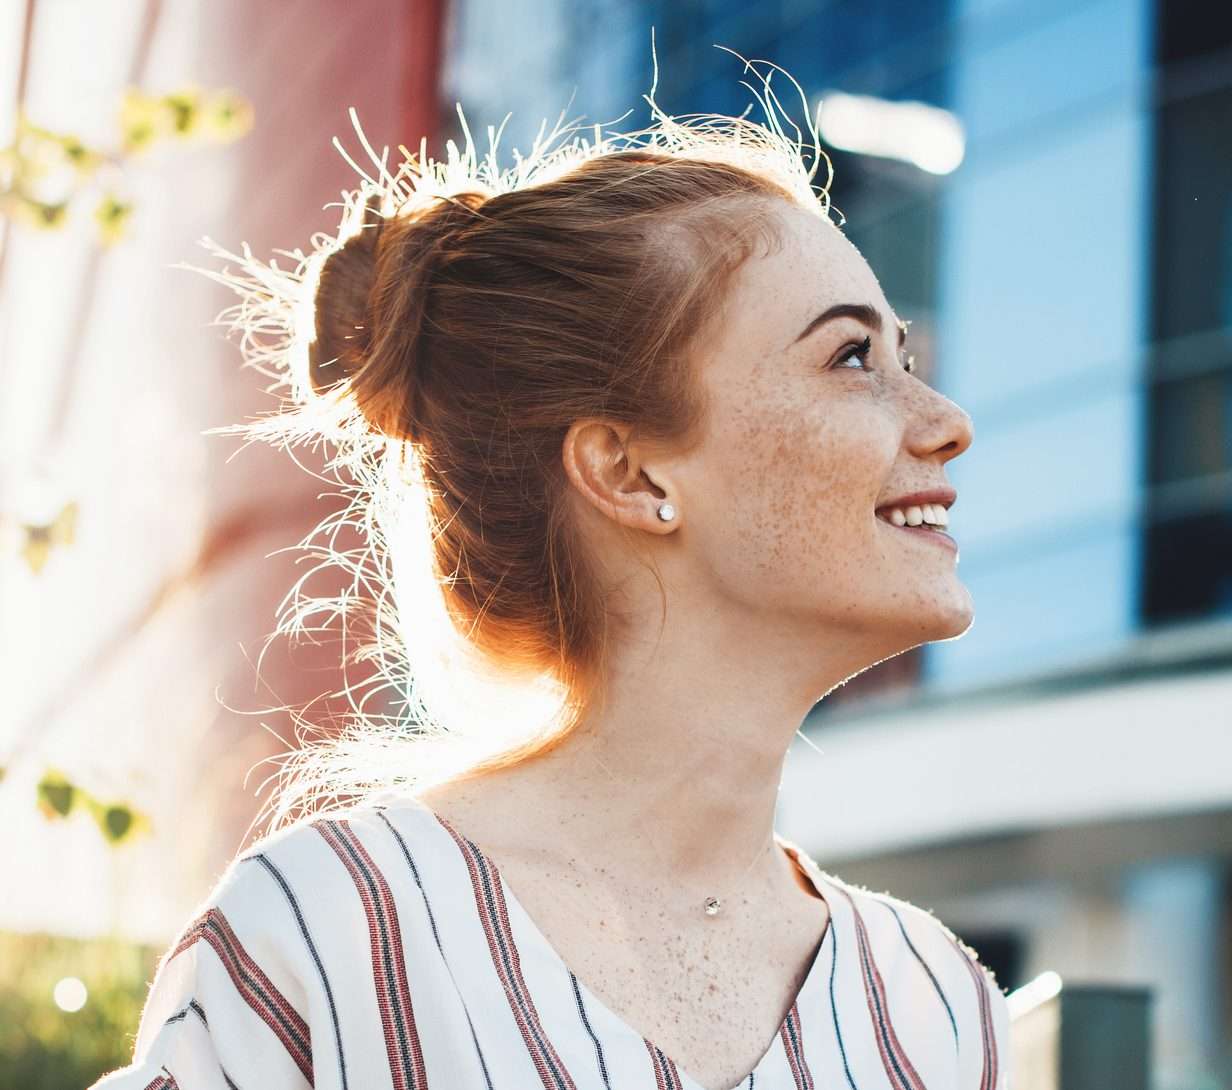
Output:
[792, 302, 908, 350]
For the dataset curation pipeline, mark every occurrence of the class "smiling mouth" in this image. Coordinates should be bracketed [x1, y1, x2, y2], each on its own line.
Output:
[875, 515, 958, 554]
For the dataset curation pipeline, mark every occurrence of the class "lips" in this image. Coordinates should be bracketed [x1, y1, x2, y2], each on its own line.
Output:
[876, 514, 958, 554]
[874, 486, 957, 517]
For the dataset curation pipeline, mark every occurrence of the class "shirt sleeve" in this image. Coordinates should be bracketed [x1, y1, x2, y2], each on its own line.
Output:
[960, 937, 1012, 1090]
[988, 968, 1012, 1090]
[88, 857, 314, 1090]
[926, 910, 1014, 1090]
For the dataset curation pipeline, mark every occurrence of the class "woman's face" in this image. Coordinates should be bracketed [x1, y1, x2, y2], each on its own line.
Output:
[674, 199, 975, 666]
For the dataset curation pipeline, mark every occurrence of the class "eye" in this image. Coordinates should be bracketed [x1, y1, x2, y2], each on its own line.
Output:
[832, 335, 918, 374]
[834, 335, 873, 371]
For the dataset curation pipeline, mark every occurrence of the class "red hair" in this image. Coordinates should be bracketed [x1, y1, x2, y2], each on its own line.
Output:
[188, 67, 835, 828]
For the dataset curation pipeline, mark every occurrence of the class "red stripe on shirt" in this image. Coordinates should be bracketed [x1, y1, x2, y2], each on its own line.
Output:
[171, 908, 312, 1083]
[839, 887, 927, 1090]
[781, 1000, 815, 1089]
[436, 813, 577, 1089]
[316, 820, 427, 1090]
[945, 934, 1000, 1090]
[643, 1040, 685, 1089]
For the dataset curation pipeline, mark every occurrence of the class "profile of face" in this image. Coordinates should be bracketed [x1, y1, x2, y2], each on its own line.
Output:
[664, 199, 975, 672]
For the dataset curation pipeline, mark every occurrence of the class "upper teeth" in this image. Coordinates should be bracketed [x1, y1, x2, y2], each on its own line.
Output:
[881, 504, 948, 528]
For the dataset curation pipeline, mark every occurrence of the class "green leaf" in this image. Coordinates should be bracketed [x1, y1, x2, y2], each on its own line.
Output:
[100, 805, 134, 843]
[36, 772, 76, 818]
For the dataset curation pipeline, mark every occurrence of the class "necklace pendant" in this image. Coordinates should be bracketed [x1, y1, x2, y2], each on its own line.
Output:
[703, 895, 722, 916]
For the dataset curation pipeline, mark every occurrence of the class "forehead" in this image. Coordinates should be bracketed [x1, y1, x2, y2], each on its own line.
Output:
[712, 201, 891, 357]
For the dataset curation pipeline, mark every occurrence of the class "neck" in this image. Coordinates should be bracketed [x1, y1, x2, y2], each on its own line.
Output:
[457, 597, 881, 898]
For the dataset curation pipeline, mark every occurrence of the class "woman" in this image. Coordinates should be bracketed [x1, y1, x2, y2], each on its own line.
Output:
[93, 76, 1008, 1090]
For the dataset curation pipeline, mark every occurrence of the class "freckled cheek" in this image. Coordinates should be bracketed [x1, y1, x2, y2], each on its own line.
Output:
[724, 420, 873, 549]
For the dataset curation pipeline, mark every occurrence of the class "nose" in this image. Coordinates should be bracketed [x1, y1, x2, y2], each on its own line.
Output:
[909, 387, 973, 463]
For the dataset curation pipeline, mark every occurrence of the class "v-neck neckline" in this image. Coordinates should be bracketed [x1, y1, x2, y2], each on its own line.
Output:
[405, 798, 837, 1090]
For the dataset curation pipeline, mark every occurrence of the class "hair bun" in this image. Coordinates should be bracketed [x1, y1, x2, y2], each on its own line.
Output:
[307, 188, 490, 442]
[307, 191, 386, 399]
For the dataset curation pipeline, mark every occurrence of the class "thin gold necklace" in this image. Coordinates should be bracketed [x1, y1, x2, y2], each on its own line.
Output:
[585, 741, 778, 918]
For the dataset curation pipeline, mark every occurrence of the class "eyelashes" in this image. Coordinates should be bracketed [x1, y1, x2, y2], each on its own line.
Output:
[833, 334, 916, 375]
[834, 335, 874, 371]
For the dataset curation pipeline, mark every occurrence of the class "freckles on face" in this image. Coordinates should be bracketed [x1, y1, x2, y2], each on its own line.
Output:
[694, 203, 902, 593]
[740, 398, 900, 601]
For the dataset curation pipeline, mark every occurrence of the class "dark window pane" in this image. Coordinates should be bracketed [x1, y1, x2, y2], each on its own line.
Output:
[1150, 373, 1232, 485]
[1156, 0, 1232, 66]
[1144, 510, 1232, 620]
[1151, 86, 1232, 342]
[1144, 3, 1232, 625]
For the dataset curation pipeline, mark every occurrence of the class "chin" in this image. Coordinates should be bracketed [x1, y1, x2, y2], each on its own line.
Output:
[891, 587, 973, 646]
[928, 596, 975, 641]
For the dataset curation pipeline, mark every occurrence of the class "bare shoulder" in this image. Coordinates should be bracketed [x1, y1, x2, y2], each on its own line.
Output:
[415, 775, 565, 867]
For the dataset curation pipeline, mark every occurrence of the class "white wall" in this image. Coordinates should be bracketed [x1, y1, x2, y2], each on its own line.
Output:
[779, 667, 1232, 861]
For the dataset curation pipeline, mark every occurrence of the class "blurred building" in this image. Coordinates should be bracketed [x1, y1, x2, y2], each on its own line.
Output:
[0, 0, 444, 942]
[442, 0, 1232, 1086]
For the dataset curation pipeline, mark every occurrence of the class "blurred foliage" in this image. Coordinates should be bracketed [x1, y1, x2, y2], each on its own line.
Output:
[35, 769, 150, 846]
[119, 85, 253, 150]
[0, 84, 253, 246]
[9, 499, 77, 575]
[0, 930, 158, 1090]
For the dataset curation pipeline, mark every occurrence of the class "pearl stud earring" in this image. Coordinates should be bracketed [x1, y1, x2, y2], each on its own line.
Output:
[657, 503, 676, 522]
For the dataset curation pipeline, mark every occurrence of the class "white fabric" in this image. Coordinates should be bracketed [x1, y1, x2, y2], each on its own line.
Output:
[91, 798, 1011, 1090]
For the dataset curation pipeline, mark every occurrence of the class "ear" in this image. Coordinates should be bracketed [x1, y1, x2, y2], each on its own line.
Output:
[561, 419, 679, 533]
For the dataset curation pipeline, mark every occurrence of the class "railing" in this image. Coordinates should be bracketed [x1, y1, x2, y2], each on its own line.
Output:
[1008, 972, 1153, 1090]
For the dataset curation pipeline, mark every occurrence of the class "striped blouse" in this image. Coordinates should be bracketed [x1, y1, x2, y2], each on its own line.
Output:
[92, 796, 1011, 1090]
